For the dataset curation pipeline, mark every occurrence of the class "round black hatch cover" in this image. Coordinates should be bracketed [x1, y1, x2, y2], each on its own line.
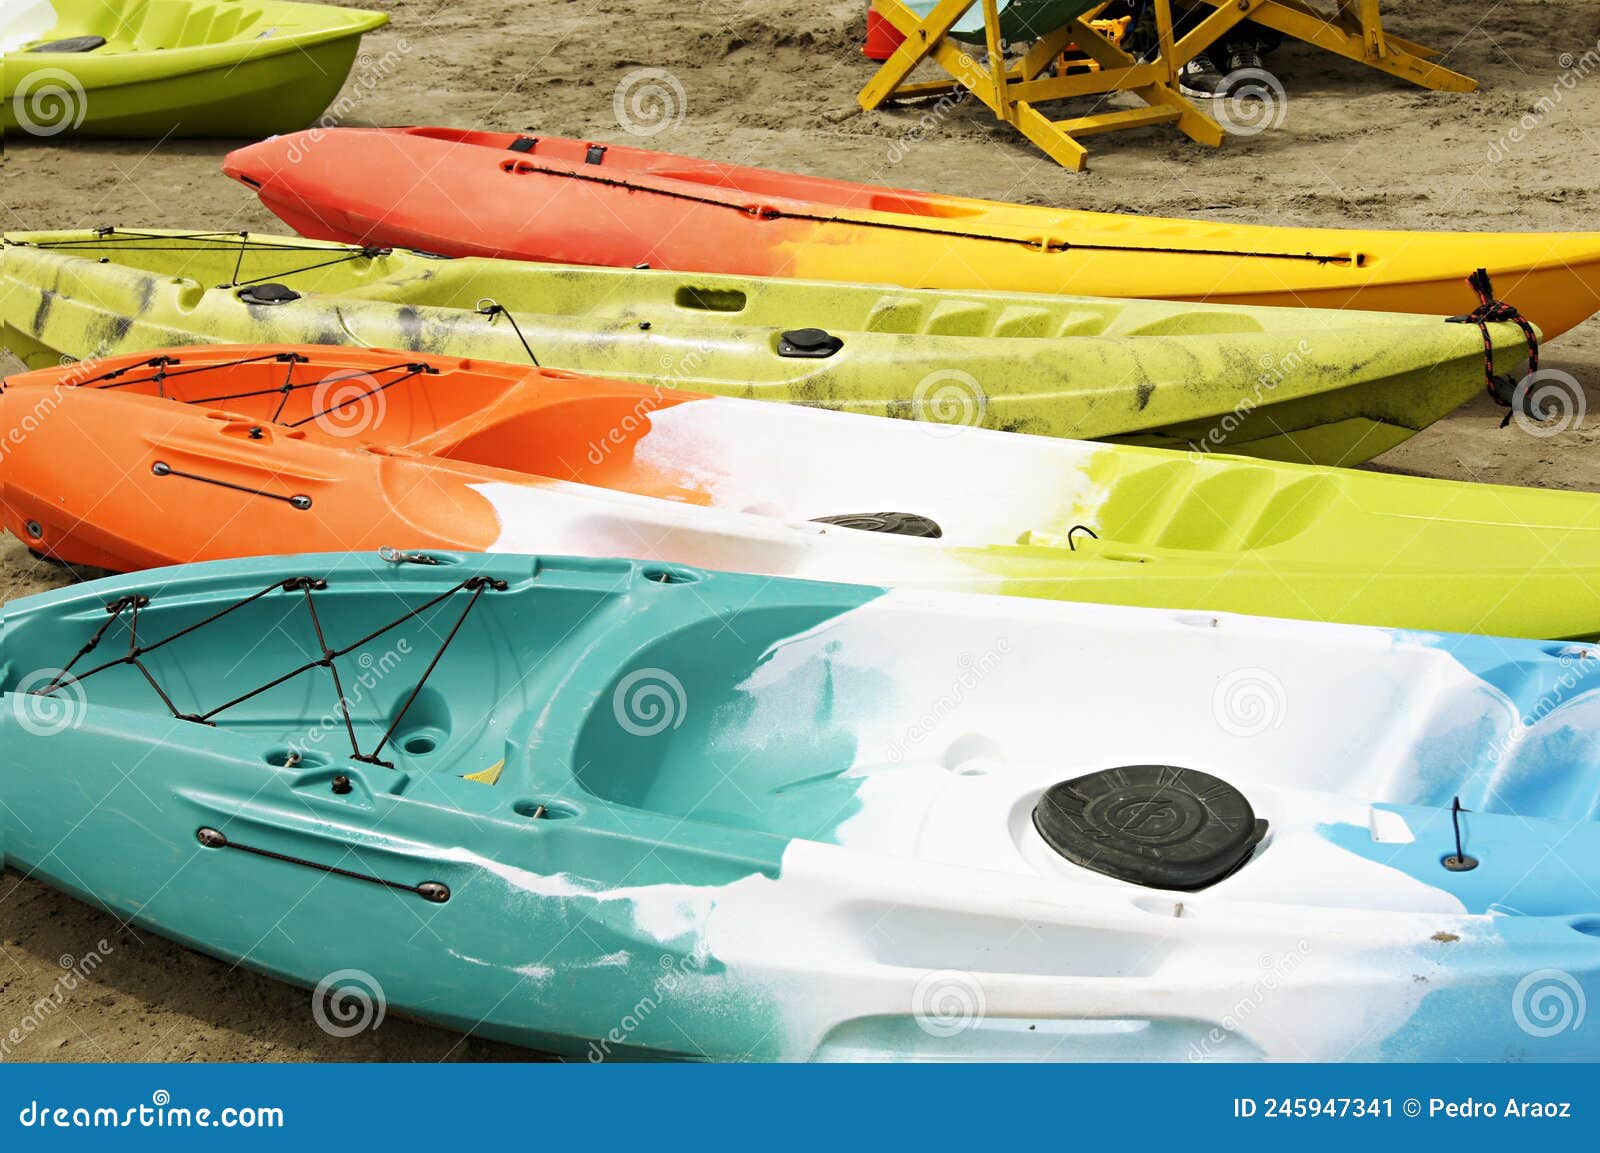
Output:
[237, 283, 301, 306]
[777, 328, 843, 358]
[1033, 765, 1267, 890]
[811, 512, 943, 538]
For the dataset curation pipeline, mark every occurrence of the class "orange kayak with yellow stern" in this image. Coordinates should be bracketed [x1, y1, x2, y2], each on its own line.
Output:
[224, 127, 1600, 338]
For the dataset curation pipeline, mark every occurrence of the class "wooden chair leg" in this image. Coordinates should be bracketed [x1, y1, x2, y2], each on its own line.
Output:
[858, 0, 976, 110]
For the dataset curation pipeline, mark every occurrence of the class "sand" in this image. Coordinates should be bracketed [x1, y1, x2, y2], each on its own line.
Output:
[1, 0, 1598, 1061]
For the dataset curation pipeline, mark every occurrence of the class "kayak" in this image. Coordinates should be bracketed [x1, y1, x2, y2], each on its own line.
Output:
[3, 550, 1597, 1060]
[0, 0, 388, 139]
[5, 344, 1599, 638]
[222, 127, 1600, 339]
[0, 230, 1537, 466]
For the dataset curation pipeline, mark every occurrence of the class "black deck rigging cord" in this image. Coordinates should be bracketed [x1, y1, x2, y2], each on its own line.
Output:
[29, 571, 507, 769]
[476, 298, 541, 365]
[13, 228, 392, 289]
[1447, 268, 1541, 428]
[79, 351, 438, 433]
[494, 154, 1356, 265]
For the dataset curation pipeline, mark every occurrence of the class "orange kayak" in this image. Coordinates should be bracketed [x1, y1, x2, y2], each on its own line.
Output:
[7, 344, 1600, 638]
[224, 127, 1600, 338]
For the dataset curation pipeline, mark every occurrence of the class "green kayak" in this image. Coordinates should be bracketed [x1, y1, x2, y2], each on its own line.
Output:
[0, 229, 1534, 465]
[0, 0, 388, 139]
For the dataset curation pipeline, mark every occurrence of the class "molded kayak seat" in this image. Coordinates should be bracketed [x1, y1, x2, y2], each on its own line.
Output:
[27, 35, 106, 52]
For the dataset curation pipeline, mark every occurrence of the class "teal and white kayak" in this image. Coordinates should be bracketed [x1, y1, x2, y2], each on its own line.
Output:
[2, 552, 1597, 1061]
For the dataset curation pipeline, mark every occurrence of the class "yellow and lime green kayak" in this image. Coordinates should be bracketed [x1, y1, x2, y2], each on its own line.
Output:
[0, 229, 1536, 466]
[0, 0, 387, 139]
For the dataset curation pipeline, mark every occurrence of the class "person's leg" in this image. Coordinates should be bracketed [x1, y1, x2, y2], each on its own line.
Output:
[1218, 17, 1284, 76]
[1169, 3, 1229, 97]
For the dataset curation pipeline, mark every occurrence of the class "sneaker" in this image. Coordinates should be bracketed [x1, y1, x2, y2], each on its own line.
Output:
[1179, 53, 1226, 99]
[1225, 44, 1266, 74]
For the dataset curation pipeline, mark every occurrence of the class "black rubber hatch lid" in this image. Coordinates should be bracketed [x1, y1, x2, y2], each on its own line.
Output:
[1033, 765, 1267, 890]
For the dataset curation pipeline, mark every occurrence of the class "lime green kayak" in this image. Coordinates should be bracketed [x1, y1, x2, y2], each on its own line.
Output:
[0, 0, 388, 138]
[0, 230, 1534, 466]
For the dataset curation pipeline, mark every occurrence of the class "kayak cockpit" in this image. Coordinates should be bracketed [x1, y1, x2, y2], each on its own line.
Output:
[0, 555, 575, 776]
[6, 0, 365, 55]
